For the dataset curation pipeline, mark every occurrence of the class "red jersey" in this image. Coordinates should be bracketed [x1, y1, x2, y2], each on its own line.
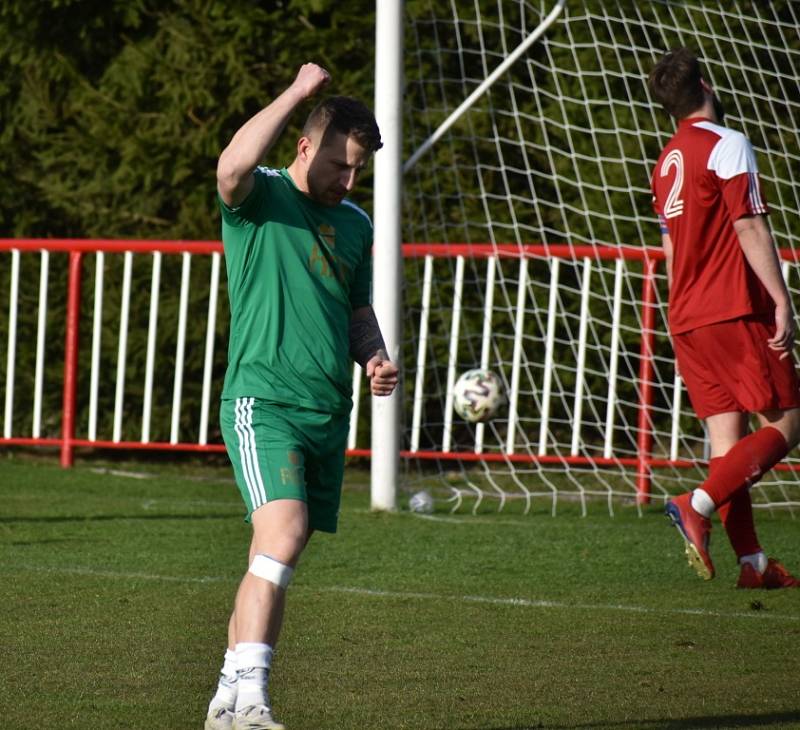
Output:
[651, 116, 773, 334]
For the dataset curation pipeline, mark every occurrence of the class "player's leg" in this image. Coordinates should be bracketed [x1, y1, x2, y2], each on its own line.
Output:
[208, 522, 314, 730]
[694, 411, 791, 513]
[666, 318, 800, 581]
[208, 398, 313, 730]
[205, 613, 239, 729]
[705, 414, 764, 583]
[731, 406, 800, 589]
[665, 411, 745, 580]
[231, 403, 346, 730]
[232, 498, 308, 730]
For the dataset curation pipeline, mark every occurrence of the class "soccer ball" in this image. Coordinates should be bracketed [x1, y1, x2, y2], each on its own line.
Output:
[452, 368, 505, 423]
[408, 490, 435, 514]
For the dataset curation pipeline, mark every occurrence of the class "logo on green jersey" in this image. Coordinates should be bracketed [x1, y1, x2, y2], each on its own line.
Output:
[309, 224, 353, 287]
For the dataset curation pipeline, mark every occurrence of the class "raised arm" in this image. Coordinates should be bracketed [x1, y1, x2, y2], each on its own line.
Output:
[734, 214, 795, 358]
[350, 306, 399, 396]
[216, 63, 331, 207]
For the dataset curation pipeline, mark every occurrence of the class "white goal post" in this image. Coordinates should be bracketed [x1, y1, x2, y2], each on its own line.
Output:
[372, 0, 800, 515]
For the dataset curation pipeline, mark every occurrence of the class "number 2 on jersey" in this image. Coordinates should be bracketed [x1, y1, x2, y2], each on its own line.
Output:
[661, 149, 684, 219]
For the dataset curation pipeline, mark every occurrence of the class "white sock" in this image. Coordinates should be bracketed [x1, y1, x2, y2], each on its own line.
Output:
[690, 488, 715, 518]
[208, 648, 238, 712]
[235, 642, 274, 711]
[740, 551, 768, 574]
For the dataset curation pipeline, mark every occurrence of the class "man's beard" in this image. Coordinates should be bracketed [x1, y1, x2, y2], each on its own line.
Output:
[712, 94, 726, 124]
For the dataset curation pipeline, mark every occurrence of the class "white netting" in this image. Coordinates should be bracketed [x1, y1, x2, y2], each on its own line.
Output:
[400, 0, 800, 514]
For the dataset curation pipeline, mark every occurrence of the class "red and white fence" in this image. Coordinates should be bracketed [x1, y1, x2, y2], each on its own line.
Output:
[2, 239, 798, 508]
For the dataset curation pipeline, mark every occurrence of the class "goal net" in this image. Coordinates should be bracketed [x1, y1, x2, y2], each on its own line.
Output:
[399, 0, 800, 515]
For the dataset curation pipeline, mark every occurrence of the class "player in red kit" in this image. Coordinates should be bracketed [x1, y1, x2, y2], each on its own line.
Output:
[649, 48, 800, 588]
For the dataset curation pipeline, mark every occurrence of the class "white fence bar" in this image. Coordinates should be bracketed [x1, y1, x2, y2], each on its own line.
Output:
[199, 252, 220, 446]
[506, 257, 528, 455]
[570, 258, 592, 456]
[670, 374, 683, 462]
[170, 252, 191, 444]
[410, 254, 434, 453]
[88, 252, 105, 441]
[603, 258, 624, 458]
[141, 252, 162, 443]
[442, 255, 465, 453]
[347, 363, 363, 450]
[32, 251, 49, 438]
[112, 251, 133, 443]
[475, 255, 497, 454]
[4, 249, 20, 438]
[538, 257, 559, 456]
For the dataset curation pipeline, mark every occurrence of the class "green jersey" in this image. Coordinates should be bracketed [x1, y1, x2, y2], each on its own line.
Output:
[219, 166, 373, 414]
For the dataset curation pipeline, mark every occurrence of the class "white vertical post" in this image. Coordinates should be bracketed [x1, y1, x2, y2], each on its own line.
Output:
[475, 255, 497, 453]
[88, 252, 105, 441]
[506, 257, 528, 455]
[170, 252, 191, 444]
[32, 250, 49, 439]
[4, 250, 20, 438]
[199, 252, 220, 446]
[670, 373, 682, 462]
[442, 256, 466, 453]
[142, 252, 162, 443]
[347, 363, 363, 450]
[371, 0, 404, 512]
[113, 252, 133, 443]
[538, 257, 559, 456]
[570, 257, 592, 456]
[410, 254, 434, 453]
[603, 258, 624, 458]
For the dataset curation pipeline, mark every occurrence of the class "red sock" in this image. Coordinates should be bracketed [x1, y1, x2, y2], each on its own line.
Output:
[711, 458, 762, 558]
[701, 427, 788, 508]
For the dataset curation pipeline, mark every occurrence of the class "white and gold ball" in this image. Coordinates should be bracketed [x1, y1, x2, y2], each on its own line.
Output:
[452, 368, 505, 423]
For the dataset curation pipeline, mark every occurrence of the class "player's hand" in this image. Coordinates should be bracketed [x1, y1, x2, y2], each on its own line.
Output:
[769, 301, 796, 360]
[366, 353, 399, 397]
[291, 63, 331, 99]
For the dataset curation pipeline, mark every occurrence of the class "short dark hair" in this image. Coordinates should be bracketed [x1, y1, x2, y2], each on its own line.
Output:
[648, 47, 705, 119]
[302, 96, 383, 153]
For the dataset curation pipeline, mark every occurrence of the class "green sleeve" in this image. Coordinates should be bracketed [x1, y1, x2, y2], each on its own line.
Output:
[349, 229, 373, 309]
[217, 167, 275, 227]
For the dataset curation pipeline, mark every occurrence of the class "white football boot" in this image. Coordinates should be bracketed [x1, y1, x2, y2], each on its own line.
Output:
[204, 705, 235, 730]
[233, 704, 286, 730]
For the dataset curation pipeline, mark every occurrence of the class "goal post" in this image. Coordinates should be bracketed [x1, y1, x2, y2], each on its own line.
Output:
[373, 0, 800, 515]
[371, 0, 404, 511]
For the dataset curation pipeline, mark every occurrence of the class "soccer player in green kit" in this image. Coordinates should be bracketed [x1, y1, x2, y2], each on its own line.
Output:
[204, 63, 399, 730]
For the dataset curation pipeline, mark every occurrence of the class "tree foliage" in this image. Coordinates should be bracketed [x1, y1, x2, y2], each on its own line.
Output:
[0, 0, 377, 440]
[0, 0, 377, 239]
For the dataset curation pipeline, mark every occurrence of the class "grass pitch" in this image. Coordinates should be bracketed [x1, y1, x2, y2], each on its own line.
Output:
[1, 454, 799, 729]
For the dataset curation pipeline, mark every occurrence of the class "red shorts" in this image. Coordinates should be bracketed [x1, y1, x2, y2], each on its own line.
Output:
[672, 315, 800, 419]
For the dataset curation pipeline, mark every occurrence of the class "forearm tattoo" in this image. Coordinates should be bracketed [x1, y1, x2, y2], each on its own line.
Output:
[349, 308, 387, 367]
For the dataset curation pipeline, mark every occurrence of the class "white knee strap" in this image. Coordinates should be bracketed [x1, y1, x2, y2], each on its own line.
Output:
[249, 554, 294, 589]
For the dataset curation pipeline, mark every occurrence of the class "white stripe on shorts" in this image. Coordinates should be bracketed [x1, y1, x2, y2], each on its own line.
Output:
[233, 398, 258, 508]
[234, 397, 267, 510]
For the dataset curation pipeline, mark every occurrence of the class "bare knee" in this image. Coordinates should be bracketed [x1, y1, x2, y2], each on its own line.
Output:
[757, 408, 800, 450]
[250, 499, 310, 567]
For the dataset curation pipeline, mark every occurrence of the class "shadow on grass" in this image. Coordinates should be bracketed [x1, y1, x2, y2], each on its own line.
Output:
[474, 709, 800, 730]
[0, 512, 238, 524]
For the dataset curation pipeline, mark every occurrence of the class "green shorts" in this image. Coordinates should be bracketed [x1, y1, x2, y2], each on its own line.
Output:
[220, 397, 350, 533]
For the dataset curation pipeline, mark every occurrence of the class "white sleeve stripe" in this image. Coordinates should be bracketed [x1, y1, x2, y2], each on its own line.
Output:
[748, 172, 767, 214]
[341, 198, 373, 228]
[256, 166, 281, 177]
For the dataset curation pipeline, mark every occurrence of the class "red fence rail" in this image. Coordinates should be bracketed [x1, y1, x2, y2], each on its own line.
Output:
[4, 238, 795, 491]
